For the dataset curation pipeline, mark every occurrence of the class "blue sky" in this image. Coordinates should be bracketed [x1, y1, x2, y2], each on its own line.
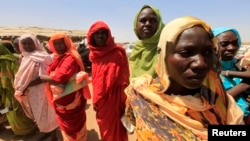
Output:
[0, 0, 249, 43]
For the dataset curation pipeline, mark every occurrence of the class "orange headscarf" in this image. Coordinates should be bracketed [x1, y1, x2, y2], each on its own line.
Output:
[48, 32, 84, 70]
[46, 32, 91, 106]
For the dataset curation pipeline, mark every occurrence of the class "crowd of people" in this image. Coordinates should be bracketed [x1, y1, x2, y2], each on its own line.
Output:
[0, 4, 250, 141]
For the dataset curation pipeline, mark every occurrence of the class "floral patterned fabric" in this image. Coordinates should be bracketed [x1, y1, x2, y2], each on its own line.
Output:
[126, 86, 202, 141]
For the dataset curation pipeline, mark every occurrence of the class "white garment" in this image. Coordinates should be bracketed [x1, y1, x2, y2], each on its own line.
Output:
[15, 61, 58, 132]
[14, 34, 58, 132]
[19, 83, 58, 132]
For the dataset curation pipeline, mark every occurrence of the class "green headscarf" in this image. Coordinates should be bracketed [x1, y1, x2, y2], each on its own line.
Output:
[129, 5, 165, 79]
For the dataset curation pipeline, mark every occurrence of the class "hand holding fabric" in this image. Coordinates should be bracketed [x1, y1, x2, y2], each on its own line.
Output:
[75, 71, 88, 84]
[237, 53, 250, 70]
[75, 71, 91, 99]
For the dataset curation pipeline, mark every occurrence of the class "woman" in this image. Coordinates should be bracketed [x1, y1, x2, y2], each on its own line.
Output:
[13, 34, 58, 140]
[125, 16, 244, 141]
[39, 32, 91, 141]
[12, 37, 21, 54]
[0, 43, 36, 136]
[129, 5, 165, 79]
[87, 21, 130, 141]
[212, 27, 250, 124]
[12, 37, 23, 63]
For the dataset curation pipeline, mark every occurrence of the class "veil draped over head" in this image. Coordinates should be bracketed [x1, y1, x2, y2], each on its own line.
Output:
[156, 16, 218, 92]
[129, 5, 165, 78]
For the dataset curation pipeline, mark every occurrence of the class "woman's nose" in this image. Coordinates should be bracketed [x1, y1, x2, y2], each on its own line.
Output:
[227, 44, 238, 50]
[191, 54, 208, 69]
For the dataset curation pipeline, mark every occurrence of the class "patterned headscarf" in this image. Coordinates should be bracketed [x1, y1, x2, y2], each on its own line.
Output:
[129, 5, 165, 78]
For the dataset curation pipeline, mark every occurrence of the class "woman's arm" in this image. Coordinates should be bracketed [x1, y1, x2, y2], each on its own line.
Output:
[221, 70, 250, 79]
[26, 77, 42, 87]
[39, 75, 60, 85]
[227, 82, 250, 98]
[27, 74, 60, 87]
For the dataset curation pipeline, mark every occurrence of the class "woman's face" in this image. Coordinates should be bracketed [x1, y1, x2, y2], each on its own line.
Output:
[216, 31, 238, 61]
[136, 7, 158, 39]
[20, 37, 36, 52]
[13, 38, 21, 53]
[92, 29, 108, 47]
[52, 38, 67, 54]
[166, 26, 214, 89]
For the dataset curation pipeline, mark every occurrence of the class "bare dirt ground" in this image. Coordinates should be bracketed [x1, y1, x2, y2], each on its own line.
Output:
[0, 83, 136, 141]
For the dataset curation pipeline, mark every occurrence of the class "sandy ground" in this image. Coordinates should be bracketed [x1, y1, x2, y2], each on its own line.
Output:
[0, 82, 136, 141]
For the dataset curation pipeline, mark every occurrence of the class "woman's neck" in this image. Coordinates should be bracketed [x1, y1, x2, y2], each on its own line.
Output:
[165, 80, 200, 96]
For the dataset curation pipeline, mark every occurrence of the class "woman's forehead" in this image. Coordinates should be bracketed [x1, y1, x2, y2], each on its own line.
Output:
[53, 38, 64, 41]
[21, 37, 33, 42]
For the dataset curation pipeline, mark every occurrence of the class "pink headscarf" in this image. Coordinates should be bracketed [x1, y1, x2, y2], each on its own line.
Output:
[14, 33, 52, 96]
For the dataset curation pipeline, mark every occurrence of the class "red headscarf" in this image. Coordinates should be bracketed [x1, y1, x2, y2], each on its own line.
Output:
[87, 21, 130, 103]
[87, 21, 117, 59]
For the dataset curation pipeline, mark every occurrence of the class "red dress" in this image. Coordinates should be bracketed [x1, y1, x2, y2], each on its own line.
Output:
[88, 21, 130, 141]
[47, 54, 87, 140]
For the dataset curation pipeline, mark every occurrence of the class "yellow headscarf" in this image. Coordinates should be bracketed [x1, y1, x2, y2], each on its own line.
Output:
[156, 16, 217, 92]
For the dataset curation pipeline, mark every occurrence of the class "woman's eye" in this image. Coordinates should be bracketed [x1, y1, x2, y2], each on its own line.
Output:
[150, 18, 157, 23]
[178, 51, 193, 57]
[205, 50, 213, 54]
[139, 19, 147, 23]
[202, 47, 214, 55]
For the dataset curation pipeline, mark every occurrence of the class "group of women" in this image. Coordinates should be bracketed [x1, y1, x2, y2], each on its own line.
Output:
[0, 4, 249, 141]
[125, 15, 247, 140]
[125, 4, 249, 141]
[87, 4, 249, 141]
[1, 32, 91, 141]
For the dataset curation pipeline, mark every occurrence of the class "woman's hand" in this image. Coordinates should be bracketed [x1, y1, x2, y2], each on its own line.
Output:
[75, 71, 88, 84]
[27, 76, 42, 87]
[246, 95, 250, 105]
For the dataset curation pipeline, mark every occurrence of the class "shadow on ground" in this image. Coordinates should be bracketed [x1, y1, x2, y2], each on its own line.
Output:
[0, 121, 101, 141]
[86, 103, 91, 110]
[87, 129, 101, 141]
